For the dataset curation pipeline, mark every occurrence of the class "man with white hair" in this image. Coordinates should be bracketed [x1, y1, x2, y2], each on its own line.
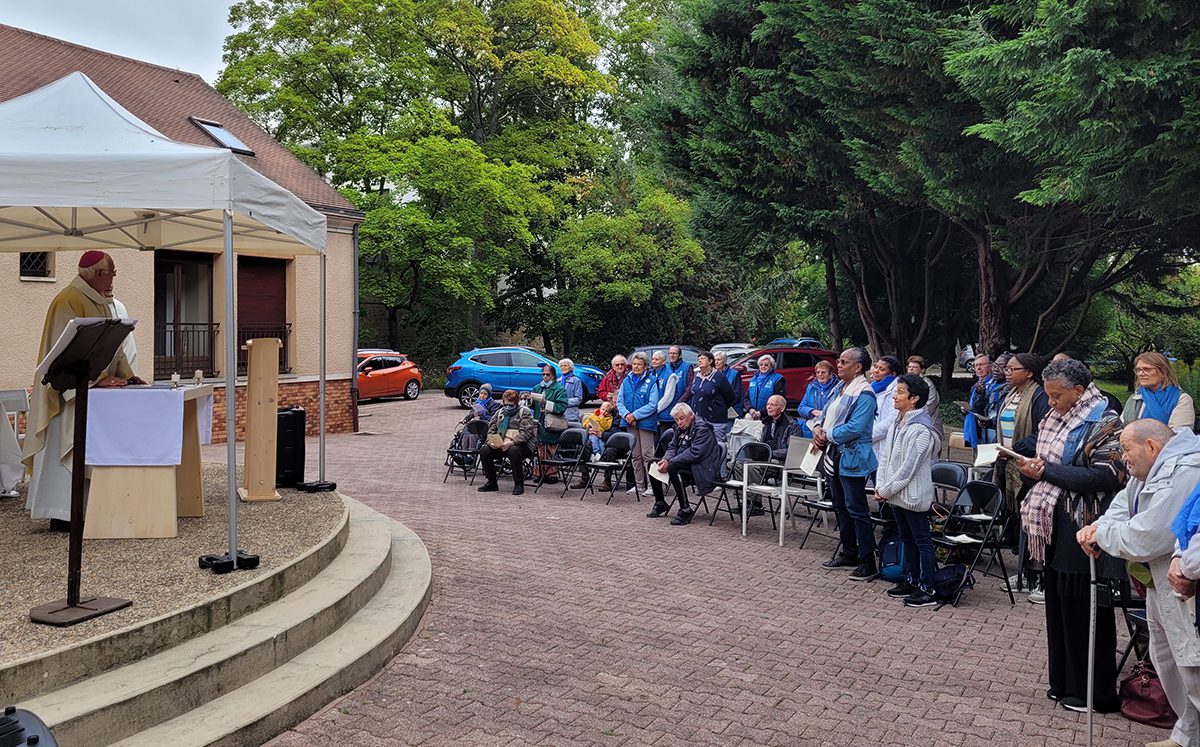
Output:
[1078, 419, 1200, 747]
[23, 250, 140, 529]
[646, 403, 721, 526]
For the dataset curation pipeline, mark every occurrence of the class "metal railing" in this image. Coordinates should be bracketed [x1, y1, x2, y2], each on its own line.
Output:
[153, 321, 291, 379]
[237, 323, 292, 375]
[154, 322, 217, 380]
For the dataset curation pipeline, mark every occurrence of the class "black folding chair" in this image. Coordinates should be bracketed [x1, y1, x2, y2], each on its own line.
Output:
[581, 431, 635, 503]
[932, 480, 1015, 606]
[709, 443, 771, 525]
[534, 428, 587, 496]
[444, 419, 489, 483]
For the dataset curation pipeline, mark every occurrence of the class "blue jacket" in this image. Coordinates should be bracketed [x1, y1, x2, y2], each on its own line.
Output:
[797, 378, 837, 437]
[618, 370, 661, 432]
[559, 373, 584, 424]
[964, 376, 1004, 447]
[720, 367, 744, 417]
[688, 371, 736, 425]
[657, 361, 691, 422]
[744, 371, 785, 413]
[827, 383, 878, 477]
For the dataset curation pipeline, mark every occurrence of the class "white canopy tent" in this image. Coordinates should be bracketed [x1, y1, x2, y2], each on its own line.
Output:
[0, 72, 333, 564]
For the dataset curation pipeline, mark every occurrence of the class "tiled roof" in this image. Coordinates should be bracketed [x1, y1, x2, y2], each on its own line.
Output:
[0, 24, 361, 218]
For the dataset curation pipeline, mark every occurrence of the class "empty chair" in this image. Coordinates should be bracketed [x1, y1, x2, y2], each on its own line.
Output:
[932, 480, 1014, 606]
[582, 431, 636, 503]
[535, 427, 588, 495]
[444, 418, 489, 483]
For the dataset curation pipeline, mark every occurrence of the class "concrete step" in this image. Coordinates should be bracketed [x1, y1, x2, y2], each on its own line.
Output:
[18, 499, 399, 747]
[2, 502, 351, 704]
[110, 516, 432, 747]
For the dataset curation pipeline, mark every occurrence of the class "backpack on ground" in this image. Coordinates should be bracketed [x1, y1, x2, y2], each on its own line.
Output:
[878, 527, 906, 583]
[933, 563, 974, 601]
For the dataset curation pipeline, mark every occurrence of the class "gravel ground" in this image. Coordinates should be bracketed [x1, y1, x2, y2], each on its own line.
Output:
[0, 463, 344, 663]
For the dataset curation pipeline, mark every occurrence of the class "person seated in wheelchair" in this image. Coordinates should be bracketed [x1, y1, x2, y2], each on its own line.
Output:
[646, 403, 722, 526]
[471, 383, 501, 422]
[477, 389, 538, 496]
[740, 394, 799, 516]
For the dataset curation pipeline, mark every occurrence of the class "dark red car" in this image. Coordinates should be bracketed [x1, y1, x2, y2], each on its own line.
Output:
[730, 345, 838, 408]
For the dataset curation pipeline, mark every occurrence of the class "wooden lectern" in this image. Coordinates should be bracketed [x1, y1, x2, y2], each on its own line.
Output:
[30, 318, 134, 626]
[238, 338, 281, 502]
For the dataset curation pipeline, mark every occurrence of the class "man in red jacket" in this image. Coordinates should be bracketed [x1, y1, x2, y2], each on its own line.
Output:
[597, 355, 628, 404]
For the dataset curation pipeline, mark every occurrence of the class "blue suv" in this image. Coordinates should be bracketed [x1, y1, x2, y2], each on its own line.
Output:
[444, 347, 605, 409]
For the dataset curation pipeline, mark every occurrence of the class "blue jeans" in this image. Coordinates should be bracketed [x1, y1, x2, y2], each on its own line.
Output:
[893, 506, 936, 591]
[829, 465, 875, 562]
[710, 420, 732, 443]
[588, 434, 605, 455]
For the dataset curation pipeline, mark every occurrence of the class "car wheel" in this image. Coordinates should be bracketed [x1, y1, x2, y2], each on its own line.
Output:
[404, 380, 421, 400]
[457, 382, 480, 409]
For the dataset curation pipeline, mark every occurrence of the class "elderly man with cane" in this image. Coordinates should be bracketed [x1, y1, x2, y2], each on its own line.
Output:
[1079, 419, 1200, 747]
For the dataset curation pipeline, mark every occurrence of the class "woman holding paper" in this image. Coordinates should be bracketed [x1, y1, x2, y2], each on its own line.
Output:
[1016, 358, 1126, 714]
[995, 352, 1051, 601]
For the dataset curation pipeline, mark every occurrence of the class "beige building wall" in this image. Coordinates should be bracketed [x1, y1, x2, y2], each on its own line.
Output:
[0, 225, 355, 392]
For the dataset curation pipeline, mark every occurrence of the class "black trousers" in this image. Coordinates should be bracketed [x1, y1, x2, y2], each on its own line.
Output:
[1043, 566, 1119, 709]
[479, 443, 533, 486]
[650, 462, 691, 510]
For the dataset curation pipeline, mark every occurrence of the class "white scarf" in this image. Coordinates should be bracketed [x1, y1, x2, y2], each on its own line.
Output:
[821, 375, 871, 430]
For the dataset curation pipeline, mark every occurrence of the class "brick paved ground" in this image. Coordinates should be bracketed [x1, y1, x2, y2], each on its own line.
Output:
[254, 396, 1162, 746]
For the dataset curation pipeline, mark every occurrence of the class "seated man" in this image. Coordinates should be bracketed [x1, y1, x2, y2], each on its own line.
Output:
[1081, 420, 1200, 747]
[646, 403, 722, 526]
[477, 389, 537, 496]
[740, 394, 798, 515]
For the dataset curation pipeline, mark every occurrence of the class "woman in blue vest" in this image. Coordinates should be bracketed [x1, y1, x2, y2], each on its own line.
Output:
[617, 352, 663, 498]
[797, 359, 837, 437]
[744, 354, 785, 419]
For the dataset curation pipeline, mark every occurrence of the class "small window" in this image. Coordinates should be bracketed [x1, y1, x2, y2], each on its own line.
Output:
[780, 351, 818, 370]
[509, 352, 545, 369]
[472, 352, 511, 367]
[189, 117, 255, 156]
[19, 251, 52, 279]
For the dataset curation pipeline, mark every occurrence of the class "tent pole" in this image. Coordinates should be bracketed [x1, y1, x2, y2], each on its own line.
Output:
[319, 250, 327, 481]
[224, 209, 238, 561]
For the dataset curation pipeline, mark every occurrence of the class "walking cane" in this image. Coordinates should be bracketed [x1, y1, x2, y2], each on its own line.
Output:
[1086, 553, 1097, 747]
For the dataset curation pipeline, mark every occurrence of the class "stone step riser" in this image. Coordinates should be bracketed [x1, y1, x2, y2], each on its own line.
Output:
[111, 526, 432, 747]
[21, 503, 393, 747]
[1, 505, 351, 704]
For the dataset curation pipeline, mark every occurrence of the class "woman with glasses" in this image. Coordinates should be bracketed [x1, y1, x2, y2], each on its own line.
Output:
[530, 365, 569, 484]
[597, 355, 628, 405]
[996, 352, 1051, 601]
[1122, 351, 1195, 430]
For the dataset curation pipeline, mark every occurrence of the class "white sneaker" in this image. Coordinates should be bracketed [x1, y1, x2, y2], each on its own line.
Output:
[626, 487, 638, 495]
[1, 489, 17, 498]
[1027, 586, 1046, 604]
[1001, 573, 1023, 591]
[641, 488, 654, 497]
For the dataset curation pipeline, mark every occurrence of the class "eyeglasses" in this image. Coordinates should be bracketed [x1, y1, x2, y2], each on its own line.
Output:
[1005, 365, 1026, 372]
[1134, 367, 1156, 374]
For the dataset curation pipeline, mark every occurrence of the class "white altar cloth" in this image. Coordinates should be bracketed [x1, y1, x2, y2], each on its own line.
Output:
[85, 388, 185, 466]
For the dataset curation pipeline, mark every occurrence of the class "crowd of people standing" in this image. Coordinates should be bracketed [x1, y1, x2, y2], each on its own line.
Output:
[465, 343, 1200, 746]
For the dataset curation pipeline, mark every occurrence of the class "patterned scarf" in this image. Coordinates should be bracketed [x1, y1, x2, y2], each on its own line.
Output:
[1020, 383, 1106, 563]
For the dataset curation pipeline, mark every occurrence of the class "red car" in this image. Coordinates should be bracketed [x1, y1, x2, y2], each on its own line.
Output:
[730, 345, 838, 408]
[357, 350, 422, 401]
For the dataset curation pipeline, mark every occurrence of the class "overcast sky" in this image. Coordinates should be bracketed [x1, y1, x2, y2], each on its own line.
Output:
[5, 1, 236, 84]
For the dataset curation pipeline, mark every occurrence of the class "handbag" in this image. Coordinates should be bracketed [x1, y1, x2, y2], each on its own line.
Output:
[1119, 660, 1177, 729]
[543, 411, 569, 433]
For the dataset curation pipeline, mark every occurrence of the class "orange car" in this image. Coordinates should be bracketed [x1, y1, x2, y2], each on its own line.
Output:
[357, 350, 422, 400]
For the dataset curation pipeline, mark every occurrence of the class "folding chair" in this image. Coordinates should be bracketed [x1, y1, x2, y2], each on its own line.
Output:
[1112, 574, 1149, 673]
[581, 431, 635, 503]
[709, 442, 770, 525]
[534, 428, 587, 495]
[443, 418, 489, 483]
[932, 480, 1015, 606]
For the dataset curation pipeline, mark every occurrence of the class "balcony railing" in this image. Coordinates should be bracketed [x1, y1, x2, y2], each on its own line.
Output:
[154, 322, 217, 380]
[153, 321, 291, 379]
[236, 323, 292, 375]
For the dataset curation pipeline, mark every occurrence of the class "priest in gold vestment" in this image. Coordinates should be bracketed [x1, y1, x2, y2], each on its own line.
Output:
[22, 250, 138, 528]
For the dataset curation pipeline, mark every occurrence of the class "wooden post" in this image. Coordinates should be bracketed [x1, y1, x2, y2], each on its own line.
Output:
[238, 338, 281, 501]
